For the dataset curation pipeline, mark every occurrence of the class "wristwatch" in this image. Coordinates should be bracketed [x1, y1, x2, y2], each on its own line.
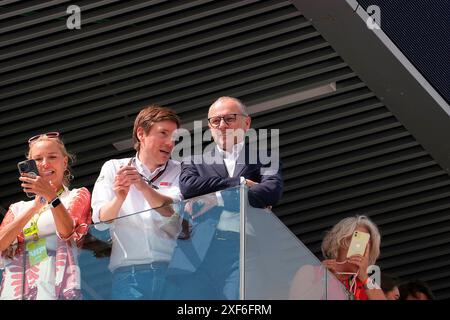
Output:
[49, 197, 62, 209]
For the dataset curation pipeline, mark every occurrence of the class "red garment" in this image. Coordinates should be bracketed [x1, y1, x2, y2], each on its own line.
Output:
[342, 276, 369, 300]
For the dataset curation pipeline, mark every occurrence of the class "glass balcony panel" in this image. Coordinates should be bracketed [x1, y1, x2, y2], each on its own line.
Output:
[0, 186, 349, 300]
[243, 188, 350, 300]
[0, 233, 79, 300]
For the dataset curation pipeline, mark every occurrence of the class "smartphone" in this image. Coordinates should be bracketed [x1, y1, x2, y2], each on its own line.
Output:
[347, 230, 370, 258]
[17, 159, 39, 198]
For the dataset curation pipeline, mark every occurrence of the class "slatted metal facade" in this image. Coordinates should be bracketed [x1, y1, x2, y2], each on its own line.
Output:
[0, 0, 448, 299]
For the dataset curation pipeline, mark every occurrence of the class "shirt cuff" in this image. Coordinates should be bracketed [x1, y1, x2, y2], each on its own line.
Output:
[56, 222, 89, 242]
[216, 191, 224, 207]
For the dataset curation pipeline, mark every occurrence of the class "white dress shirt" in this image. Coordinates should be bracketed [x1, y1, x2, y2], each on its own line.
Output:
[215, 142, 250, 233]
[217, 141, 245, 177]
[91, 155, 182, 272]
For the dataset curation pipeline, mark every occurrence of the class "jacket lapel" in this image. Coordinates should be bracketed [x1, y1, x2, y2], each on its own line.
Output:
[233, 144, 248, 178]
[209, 147, 228, 177]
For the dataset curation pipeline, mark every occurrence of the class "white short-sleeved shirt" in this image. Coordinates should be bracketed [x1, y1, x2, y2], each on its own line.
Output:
[91, 156, 182, 272]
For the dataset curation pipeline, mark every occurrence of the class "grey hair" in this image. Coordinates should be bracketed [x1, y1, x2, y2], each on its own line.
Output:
[209, 96, 249, 116]
[321, 215, 381, 265]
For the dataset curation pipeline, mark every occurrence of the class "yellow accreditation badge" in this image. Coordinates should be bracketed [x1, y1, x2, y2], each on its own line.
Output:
[23, 221, 38, 238]
[22, 187, 65, 240]
[26, 238, 48, 266]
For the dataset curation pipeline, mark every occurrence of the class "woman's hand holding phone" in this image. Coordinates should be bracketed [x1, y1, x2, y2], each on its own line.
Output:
[348, 242, 371, 282]
[19, 173, 57, 204]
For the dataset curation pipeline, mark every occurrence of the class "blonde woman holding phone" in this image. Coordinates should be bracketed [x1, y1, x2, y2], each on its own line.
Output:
[0, 132, 91, 300]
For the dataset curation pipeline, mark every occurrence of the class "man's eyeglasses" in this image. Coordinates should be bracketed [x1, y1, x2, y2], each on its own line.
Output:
[28, 132, 60, 144]
[207, 113, 247, 128]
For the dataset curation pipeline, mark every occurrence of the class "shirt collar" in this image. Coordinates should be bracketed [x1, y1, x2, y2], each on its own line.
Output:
[216, 141, 245, 160]
[134, 153, 167, 178]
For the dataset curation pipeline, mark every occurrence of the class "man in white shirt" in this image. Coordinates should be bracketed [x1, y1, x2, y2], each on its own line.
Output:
[91, 105, 182, 300]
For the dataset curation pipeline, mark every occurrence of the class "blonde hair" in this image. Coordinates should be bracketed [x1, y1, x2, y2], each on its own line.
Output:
[321, 215, 381, 265]
[27, 135, 75, 187]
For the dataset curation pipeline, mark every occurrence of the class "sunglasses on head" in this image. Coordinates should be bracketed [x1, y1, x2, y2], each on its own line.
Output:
[28, 132, 60, 144]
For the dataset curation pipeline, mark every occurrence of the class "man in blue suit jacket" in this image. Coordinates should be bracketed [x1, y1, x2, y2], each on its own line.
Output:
[168, 96, 283, 299]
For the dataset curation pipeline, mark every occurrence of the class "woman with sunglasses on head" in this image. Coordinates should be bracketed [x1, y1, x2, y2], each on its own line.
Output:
[0, 132, 91, 300]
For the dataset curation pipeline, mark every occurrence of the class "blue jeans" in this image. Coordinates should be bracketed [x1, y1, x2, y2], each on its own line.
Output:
[111, 263, 168, 300]
[166, 230, 240, 300]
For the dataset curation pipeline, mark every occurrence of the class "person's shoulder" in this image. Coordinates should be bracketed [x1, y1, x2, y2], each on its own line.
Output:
[106, 157, 131, 165]
[101, 158, 131, 169]
[68, 187, 91, 199]
[70, 186, 90, 194]
[291, 264, 326, 286]
[168, 159, 181, 167]
[186, 148, 219, 165]
[167, 159, 181, 174]
[8, 199, 33, 215]
[181, 154, 204, 166]
[295, 264, 317, 276]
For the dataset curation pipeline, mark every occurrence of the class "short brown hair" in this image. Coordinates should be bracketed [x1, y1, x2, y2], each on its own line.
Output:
[132, 105, 180, 152]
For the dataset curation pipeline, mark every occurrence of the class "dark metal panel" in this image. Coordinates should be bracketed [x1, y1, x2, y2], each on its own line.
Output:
[1, 30, 320, 96]
[0, 38, 333, 103]
[281, 175, 450, 225]
[0, 24, 319, 87]
[0, 0, 69, 20]
[0, 0, 123, 34]
[0, 0, 157, 46]
[0, 60, 346, 143]
[0, 1, 292, 71]
[357, 0, 450, 105]
[285, 147, 428, 184]
[0, 0, 218, 53]
[0, 1, 23, 7]
[291, 0, 450, 176]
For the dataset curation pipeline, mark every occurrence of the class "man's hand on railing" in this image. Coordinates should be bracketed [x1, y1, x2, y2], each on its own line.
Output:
[245, 179, 258, 188]
[185, 194, 218, 219]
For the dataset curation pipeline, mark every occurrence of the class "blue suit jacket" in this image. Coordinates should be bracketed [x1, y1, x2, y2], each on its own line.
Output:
[168, 144, 283, 275]
[180, 145, 283, 208]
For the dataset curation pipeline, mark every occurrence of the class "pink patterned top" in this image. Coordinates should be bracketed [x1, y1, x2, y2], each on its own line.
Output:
[0, 187, 91, 300]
